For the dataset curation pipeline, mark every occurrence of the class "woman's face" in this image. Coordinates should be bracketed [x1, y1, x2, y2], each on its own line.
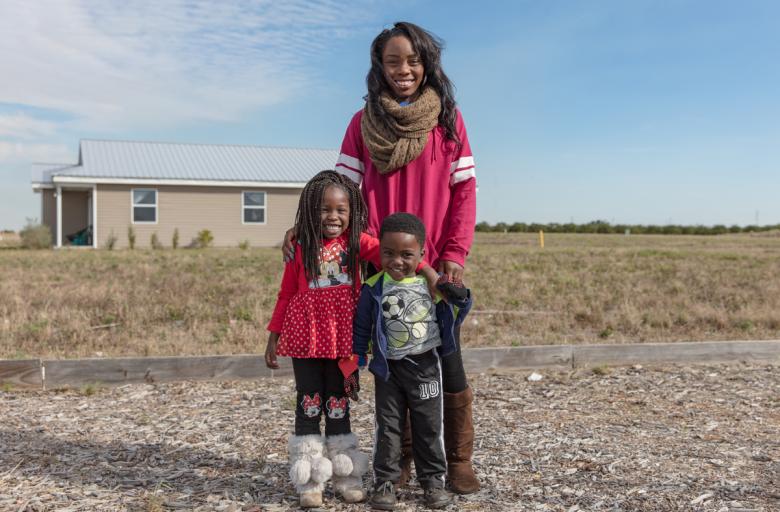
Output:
[381, 35, 425, 102]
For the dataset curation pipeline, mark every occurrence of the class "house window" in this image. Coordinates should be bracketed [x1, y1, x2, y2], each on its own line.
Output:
[243, 191, 266, 224]
[132, 189, 157, 223]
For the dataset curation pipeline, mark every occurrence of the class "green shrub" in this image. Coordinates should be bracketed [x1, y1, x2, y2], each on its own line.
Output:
[127, 226, 136, 250]
[172, 228, 179, 249]
[238, 239, 250, 250]
[195, 229, 213, 248]
[150, 232, 163, 250]
[20, 220, 52, 249]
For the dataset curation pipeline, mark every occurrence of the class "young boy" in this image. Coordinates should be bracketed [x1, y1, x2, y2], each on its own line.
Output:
[353, 213, 473, 510]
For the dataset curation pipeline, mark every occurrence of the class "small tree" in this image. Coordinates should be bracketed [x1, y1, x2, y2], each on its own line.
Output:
[20, 219, 52, 249]
[195, 229, 213, 248]
[127, 226, 136, 249]
[172, 228, 179, 249]
[150, 232, 163, 250]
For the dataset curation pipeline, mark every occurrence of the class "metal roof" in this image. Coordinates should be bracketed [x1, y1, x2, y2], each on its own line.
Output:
[32, 140, 339, 184]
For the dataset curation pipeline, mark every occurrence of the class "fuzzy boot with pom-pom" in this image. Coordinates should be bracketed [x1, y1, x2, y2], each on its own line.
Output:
[288, 434, 333, 508]
[326, 433, 369, 503]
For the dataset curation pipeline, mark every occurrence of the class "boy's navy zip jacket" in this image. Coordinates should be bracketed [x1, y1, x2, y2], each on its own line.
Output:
[352, 271, 473, 382]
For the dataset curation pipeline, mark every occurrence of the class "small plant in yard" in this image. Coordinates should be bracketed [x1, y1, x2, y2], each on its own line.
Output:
[127, 226, 136, 250]
[20, 219, 52, 249]
[238, 239, 250, 250]
[1, 382, 13, 393]
[599, 326, 614, 339]
[80, 382, 100, 396]
[106, 231, 118, 250]
[195, 229, 214, 248]
[172, 228, 179, 249]
[150, 232, 163, 250]
[592, 365, 611, 376]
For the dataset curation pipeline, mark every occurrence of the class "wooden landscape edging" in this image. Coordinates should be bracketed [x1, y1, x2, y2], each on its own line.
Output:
[1, 340, 778, 390]
[0, 359, 42, 389]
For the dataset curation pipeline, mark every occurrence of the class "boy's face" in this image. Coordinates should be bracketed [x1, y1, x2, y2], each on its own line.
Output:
[380, 231, 424, 281]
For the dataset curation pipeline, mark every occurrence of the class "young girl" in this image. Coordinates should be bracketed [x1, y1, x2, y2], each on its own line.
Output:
[266, 170, 436, 508]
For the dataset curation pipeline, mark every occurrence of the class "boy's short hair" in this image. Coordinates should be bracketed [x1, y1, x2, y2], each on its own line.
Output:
[380, 212, 426, 247]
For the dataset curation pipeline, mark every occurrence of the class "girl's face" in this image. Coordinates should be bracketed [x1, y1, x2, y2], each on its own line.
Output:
[382, 35, 425, 102]
[320, 185, 350, 239]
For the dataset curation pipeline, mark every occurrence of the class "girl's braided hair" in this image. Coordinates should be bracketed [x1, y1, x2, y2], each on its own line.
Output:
[366, 21, 460, 145]
[295, 170, 367, 288]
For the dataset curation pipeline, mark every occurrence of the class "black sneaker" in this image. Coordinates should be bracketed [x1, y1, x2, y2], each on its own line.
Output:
[423, 485, 452, 509]
[369, 481, 397, 511]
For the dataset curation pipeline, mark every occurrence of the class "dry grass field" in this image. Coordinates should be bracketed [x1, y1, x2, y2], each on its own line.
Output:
[1, 232, 779, 360]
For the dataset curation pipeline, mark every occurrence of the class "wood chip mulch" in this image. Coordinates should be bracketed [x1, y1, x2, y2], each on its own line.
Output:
[1, 363, 778, 511]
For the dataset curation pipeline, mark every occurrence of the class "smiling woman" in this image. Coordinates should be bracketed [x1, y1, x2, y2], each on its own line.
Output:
[333, 21, 480, 497]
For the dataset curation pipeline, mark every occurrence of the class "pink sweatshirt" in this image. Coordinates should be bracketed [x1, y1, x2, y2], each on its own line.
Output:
[335, 109, 477, 269]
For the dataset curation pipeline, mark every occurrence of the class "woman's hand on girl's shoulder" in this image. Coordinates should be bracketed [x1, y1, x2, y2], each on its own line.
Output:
[281, 227, 297, 262]
[265, 332, 280, 369]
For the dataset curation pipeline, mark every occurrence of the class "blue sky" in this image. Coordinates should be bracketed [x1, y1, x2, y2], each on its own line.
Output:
[2, 0, 779, 230]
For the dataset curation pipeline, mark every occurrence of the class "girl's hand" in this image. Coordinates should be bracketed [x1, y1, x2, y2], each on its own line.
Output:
[281, 227, 297, 262]
[265, 332, 280, 369]
[439, 260, 465, 282]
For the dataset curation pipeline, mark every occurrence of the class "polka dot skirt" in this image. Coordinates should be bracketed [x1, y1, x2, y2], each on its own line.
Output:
[277, 285, 359, 359]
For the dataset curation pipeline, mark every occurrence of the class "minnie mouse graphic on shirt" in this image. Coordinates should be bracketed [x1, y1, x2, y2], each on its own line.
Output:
[310, 240, 351, 288]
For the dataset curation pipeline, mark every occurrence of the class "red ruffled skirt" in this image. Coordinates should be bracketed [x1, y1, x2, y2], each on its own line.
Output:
[277, 285, 359, 359]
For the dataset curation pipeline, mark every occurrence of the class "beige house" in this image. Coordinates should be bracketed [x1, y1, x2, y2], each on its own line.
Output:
[31, 140, 337, 249]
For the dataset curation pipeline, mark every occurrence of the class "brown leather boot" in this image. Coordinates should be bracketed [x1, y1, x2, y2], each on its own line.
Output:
[398, 411, 414, 487]
[444, 386, 480, 494]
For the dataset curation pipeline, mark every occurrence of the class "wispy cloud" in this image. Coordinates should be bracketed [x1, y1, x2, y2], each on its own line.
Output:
[0, 0, 373, 132]
[0, 141, 72, 164]
[0, 113, 59, 138]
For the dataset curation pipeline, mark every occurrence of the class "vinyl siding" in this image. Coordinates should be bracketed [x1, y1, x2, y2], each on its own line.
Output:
[41, 190, 56, 241]
[96, 184, 301, 248]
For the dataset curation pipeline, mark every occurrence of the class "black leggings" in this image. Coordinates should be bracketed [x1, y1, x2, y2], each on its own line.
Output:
[441, 323, 468, 394]
[292, 358, 351, 436]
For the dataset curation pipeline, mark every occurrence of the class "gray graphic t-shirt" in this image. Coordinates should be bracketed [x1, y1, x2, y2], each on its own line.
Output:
[381, 274, 441, 360]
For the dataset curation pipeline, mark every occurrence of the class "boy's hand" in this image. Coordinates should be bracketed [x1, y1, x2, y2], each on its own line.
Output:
[420, 264, 444, 302]
[265, 332, 280, 369]
[281, 227, 297, 262]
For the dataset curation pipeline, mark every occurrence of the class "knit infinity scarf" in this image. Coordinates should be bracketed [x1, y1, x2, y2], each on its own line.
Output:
[360, 86, 441, 174]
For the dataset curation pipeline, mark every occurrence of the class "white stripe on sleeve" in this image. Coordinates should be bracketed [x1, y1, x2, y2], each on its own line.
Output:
[449, 156, 475, 174]
[336, 153, 365, 173]
[450, 167, 476, 186]
[335, 166, 363, 184]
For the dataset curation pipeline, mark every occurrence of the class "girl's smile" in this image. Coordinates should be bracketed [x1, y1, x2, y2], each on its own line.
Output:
[382, 35, 424, 102]
[320, 185, 351, 239]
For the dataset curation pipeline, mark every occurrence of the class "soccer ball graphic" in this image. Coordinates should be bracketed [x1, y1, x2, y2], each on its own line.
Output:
[382, 295, 405, 319]
[386, 319, 410, 348]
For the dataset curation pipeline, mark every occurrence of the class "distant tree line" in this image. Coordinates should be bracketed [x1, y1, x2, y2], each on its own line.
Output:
[475, 220, 780, 235]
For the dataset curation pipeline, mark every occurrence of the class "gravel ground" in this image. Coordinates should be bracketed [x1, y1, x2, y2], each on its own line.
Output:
[1, 363, 778, 511]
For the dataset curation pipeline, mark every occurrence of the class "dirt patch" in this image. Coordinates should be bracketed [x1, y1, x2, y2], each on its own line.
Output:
[1, 363, 778, 511]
